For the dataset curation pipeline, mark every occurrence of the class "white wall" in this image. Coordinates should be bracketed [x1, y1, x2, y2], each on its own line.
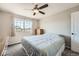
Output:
[0, 11, 12, 39]
[0, 11, 13, 55]
[40, 5, 79, 36]
[40, 11, 71, 36]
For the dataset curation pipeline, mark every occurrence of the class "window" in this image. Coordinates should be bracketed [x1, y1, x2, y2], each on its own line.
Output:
[14, 17, 32, 32]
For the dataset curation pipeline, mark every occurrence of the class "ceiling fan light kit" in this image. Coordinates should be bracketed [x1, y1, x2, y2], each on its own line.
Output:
[33, 9, 39, 13]
[25, 4, 48, 16]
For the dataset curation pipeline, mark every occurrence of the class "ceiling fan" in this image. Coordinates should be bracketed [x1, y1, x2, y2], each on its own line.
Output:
[25, 4, 48, 16]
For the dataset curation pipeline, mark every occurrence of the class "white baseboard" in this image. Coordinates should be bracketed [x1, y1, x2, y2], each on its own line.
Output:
[8, 42, 21, 46]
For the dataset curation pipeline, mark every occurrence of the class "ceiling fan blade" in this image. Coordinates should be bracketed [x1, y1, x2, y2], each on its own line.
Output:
[38, 4, 48, 9]
[34, 4, 38, 9]
[33, 12, 36, 16]
[39, 11, 45, 15]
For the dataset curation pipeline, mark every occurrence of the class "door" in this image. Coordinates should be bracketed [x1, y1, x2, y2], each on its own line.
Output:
[71, 11, 79, 52]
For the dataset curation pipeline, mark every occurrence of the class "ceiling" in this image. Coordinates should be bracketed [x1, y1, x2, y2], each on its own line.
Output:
[0, 3, 79, 19]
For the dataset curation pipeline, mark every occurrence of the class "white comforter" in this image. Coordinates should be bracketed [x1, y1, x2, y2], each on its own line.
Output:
[21, 34, 65, 56]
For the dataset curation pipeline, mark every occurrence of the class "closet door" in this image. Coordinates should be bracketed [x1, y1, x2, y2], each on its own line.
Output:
[71, 11, 79, 52]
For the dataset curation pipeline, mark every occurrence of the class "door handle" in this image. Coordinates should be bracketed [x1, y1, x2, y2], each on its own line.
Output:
[72, 33, 74, 35]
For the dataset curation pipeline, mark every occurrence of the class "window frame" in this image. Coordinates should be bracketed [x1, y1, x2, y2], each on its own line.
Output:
[14, 17, 32, 32]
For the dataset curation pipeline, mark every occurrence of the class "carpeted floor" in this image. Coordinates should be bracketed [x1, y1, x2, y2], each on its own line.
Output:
[5, 43, 79, 56]
[62, 48, 79, 56]
[5, 44, 27, 56]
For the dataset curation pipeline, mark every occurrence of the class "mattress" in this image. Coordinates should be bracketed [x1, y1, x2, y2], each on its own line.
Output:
[21, 33, 65, 56]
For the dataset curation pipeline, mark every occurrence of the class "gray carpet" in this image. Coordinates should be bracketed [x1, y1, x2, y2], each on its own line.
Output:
[5, 43, 79, 56]
[62, 48, 79, 56]
[5, 44, 27, 56]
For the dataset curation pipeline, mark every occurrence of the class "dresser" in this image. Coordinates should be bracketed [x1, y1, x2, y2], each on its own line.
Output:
[35, 29, 44, 35]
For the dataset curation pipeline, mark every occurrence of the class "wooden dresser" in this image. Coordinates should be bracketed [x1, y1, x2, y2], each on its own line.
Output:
[35, 29, 44, 35]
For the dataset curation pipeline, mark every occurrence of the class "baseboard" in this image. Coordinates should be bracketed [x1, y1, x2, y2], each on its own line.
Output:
[71, 50, 79, 54]
[8, 42, 21, 47]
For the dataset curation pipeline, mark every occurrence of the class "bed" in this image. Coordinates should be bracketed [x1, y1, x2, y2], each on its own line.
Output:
[21, 33, 65, 56]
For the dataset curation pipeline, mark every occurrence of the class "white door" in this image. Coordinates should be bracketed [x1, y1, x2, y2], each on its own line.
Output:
[71, 11, 79, 52]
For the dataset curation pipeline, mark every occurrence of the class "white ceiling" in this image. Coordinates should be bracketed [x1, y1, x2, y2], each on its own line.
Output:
[0, 3, 79, 19]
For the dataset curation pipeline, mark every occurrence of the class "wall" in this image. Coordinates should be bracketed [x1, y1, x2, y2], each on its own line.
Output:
[40, 11, 71, 36]
[40, 5, 79, 48]
[0, 11, 13, 55]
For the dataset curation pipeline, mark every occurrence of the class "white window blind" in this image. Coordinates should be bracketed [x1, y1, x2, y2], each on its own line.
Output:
[14, 17, 32, 32]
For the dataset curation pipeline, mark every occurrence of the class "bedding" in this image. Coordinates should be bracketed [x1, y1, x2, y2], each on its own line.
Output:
[21, 33, 65, 56]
